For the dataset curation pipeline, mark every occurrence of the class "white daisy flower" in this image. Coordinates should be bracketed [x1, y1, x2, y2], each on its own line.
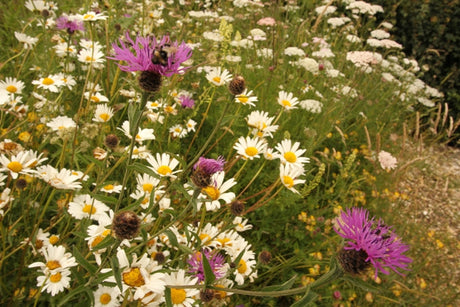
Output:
[163, 270, 199, 307]
[169, 124, 188, 138]
[93, 285, 121, 307]
[132, 173, 161, 195]
[53, 42, 78, 57]
[14, 31, 38, 49]
[0, 151, 42, 179]
[185, 119, 197, 132]
[233, 136, 267, 160]
[198, 171, 237, 211]
[78, 48, 105, 67]
[100, 183, 123, 194]
[46, 116, 77, 131]
[118, 120, 155, 143]
[230, 247, 258, 285]
[0, 77, 25, 95]
[0, 188, 14, 217]
[68, 194, 110, 221]
[93, 104, 114, 123]
[235, 89, 258, 107]
[275, 139, 310, 168]
[246, 110, 279, 138]
[233, 216, 253, 232]
[279, 164, 305, 194]
[28, 245, 78, 273]
[277, 91, 299, 110]
[84, 91, 109, 103]
[80, 11, 108, 21]
[32, 75, 64, 92]
[36, 165, 82, 190]
[206, 67, 232, 86]
[147, 153, 181, 178]
[35, 268, 72, 296]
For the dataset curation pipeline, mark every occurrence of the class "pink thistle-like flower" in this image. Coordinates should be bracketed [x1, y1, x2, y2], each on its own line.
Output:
[191, 156, 225, 188]
[187, 249, 226, 283]
[334, 208, 412, 279]
[108, 31, 192, 77]
[56, 15, 85, 34]
[179, 95, 195, 108]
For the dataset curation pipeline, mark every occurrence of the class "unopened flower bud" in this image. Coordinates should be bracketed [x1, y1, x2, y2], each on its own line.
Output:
[112, 211, 141, 240]
[228, 75, 246, 95]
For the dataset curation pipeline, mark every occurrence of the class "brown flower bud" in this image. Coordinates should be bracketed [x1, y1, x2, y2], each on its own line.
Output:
[228, 75, 246, 95]
[112, 211, 141, 240]
[230, 200, 245, 216]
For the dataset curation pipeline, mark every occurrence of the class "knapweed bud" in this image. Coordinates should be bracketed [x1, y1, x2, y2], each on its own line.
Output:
[112, 211, 141, 240]
[104, 134, 119, 149]
[258, 250, 272, 265]
[138, 70, 162, 93]
[230, 200, 245, 216]
[15, 178, 28, 190]
[153, 251, 166, 264]
[228, 75, 246, 95]
[200, 289, 215, 303]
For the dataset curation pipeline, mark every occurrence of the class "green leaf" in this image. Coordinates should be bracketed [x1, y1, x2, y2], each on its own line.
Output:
[262, 274, 298, 291]
[57, 285, 90, 307]
[202, 251, 216, 286]
[91, 235, 116, 251]
[165, 287, 172, 307]
[73, 246, 97, 274]
[110, 255, 123, 292]
[290, 288, 318, 307]
[130, 162, 158, 177]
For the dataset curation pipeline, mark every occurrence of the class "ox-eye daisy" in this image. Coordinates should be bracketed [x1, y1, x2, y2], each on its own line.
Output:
[32, 75, 64, 92]
[0, 77, 25, 95]
[246, 110, 279, 138]
[197, 171, 236, 211]
[93, 285, 121, 307]
[118, 120, 155, 143]
[277, 91, 299, 110]
[68, 194, 110, 221]
[147, 153, 181, 178]
[46, 116, 77, 131]
[206, 67, 232, 86]
[279, 164, 305, 194]
[275, 139, 310, 168]
[93, 104, 114, 123]
[0, 151, 42, 179]
[163, 270, 199, 307]
[36, 165, 82, 190]
[28, 245, 78, 273]
[235, 89, 258, 107]
[233, 136, 267, 160]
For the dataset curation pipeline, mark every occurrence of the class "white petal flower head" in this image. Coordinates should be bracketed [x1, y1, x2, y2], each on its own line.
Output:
[277, 91, 299, 110]
[163, 270, 199, 307]
[246, 110, 279, 138]
[300, 99, 323, 113]
[36, 165, 82, 190]
[93, 285, 121, 307]
[0, 151, 40, 179]
[28, 245, 78, 273]
[378, 150, 398, 171]
[235, 89, 258, 107]
[231, 248, 258, 285]
[279, 164, 306, 194]
[80, 11, 108, 21]
[275, 139, 310, 167]
[233, 136, 267, 160]
[32, 75, 64, 92]
[0, 77, 25, 95]
[46, 116, 77, 131]
[68, 194, 110, 221]
[147, 153, 181, 178]
[35, 268, 72, 296]
[118, 120, 155, 143]
[206, 67, 232, 86]
[93, 103, 114, 123]
[14, 31, 38, 49]
[198, 171, 237, 211]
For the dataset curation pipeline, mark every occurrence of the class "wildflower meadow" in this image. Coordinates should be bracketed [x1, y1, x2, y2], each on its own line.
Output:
[0, 0, 457, 306]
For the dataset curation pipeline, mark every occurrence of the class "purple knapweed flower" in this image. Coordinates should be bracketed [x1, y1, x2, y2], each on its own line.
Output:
[191, 156, 225, 188]
[334, 207, 412, 279]
[187, 249, 226, 283]
[108, 31, 192, 77]
[56, 15, 85, 34]
[179, 95, 195, 108]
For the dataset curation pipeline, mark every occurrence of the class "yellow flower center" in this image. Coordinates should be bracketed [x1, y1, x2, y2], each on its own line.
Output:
[281, 99, 291, 107]
[91, 96, 100, 103]
[46, 260, 61, 270]
[174, 127, 181, 133]
[171, 288, 186, 304]
[202, 186, 220, 201]
[245, 146, 258, 157]
[157, 165, 172, 176]
[49, 272, 62, 283]
[42, 78, 54, 85]
[99, 293, 112, 304]
[238, 259, 247, 274]
[199, 233, 211, 243]
[49, 235, 59, 245]
[82, 204, 96, 215]
[217, 237, 231, 247]
[238, 95, 248, 103]
[86, 56, 94, 62]
[164, 106, 175, 114]
[104, 184, 114, 190]
[142, 183, 154, 193]
[91, 235, 104, 248]
[284, 151, 297, 163]
[212, 76, 221, 84]
[283, 176, 294, 188]
[7, 161, 23, 173]
[6, 85, 17, 93]
[122, 267, 145, 287]
[83, 14, 93, 20]
[99, 113, 110, 122]
[214, 284, 226, 299]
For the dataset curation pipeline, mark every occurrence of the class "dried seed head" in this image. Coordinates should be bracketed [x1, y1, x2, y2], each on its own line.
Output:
[190, 168, 212, 188]
[15, 178, 28, 190]
[138, 70, 162, 92]
[112, 211, 141, 240]
[228, 75, 246, 95]
[153, 252, 166, 264]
